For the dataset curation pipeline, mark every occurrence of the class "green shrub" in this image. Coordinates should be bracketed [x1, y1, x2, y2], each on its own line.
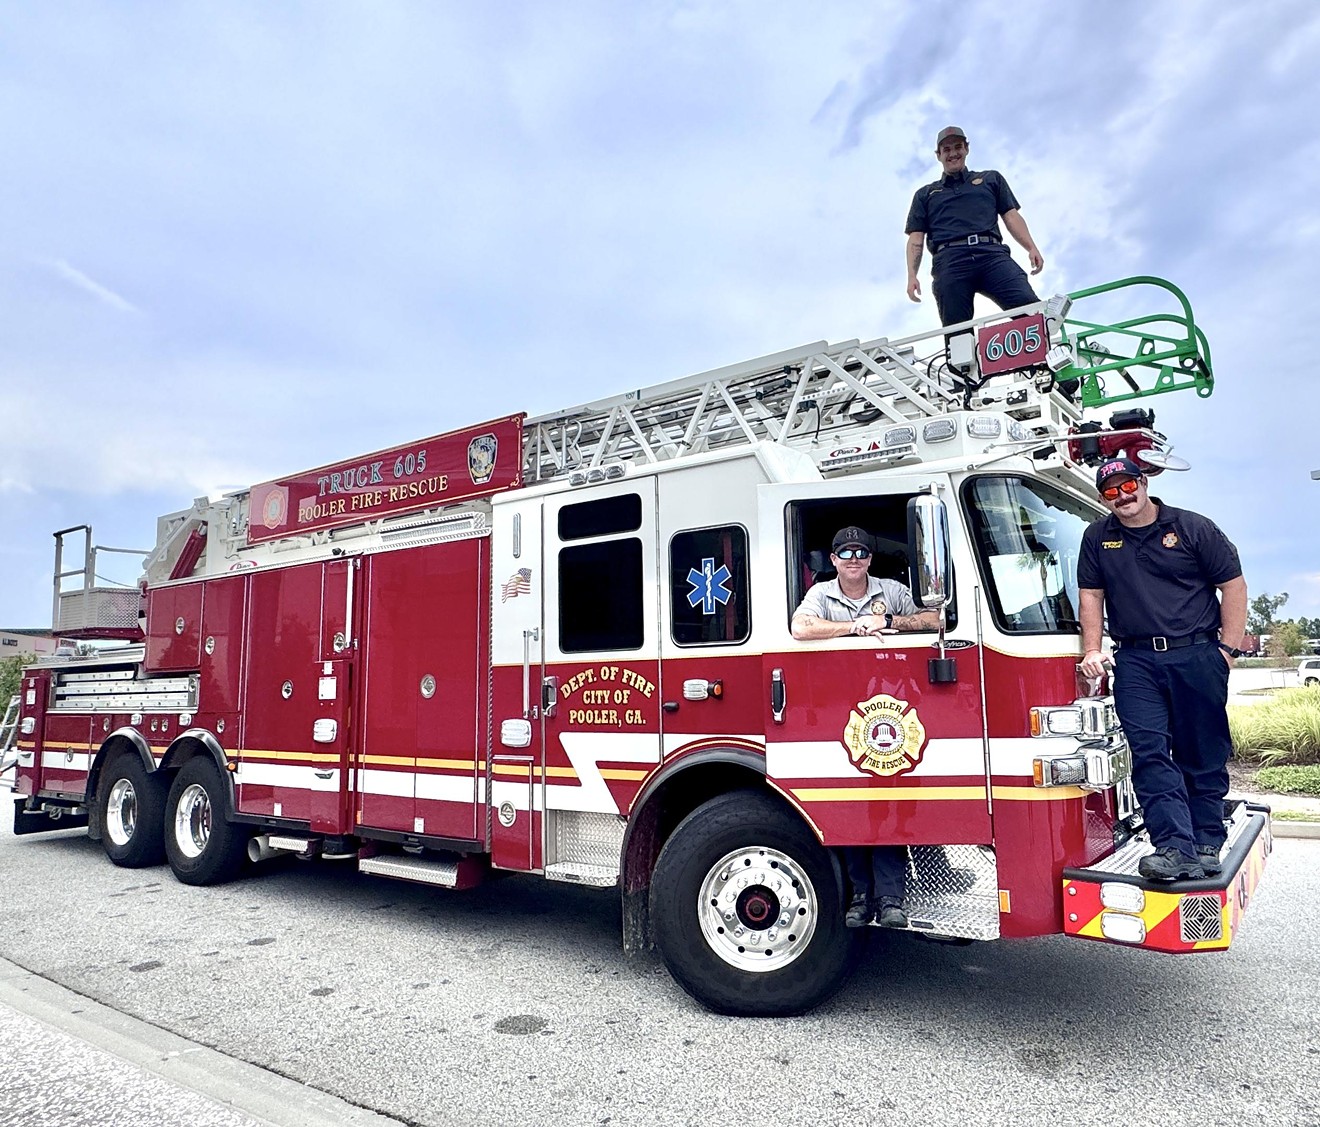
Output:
[1229, 687, 1320, 766]
[1253, 764, 1320, 797]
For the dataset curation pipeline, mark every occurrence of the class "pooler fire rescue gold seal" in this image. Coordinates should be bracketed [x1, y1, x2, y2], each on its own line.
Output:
[842, 694, 927, 777]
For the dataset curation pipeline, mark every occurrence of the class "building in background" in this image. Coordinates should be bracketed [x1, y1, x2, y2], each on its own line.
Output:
[0, 629, 60, 658]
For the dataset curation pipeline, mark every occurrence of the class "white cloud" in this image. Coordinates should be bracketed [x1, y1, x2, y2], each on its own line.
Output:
[42, 259, 139, 314]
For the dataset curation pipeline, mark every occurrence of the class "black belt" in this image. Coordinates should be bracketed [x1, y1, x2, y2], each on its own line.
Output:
[934, 232, 1002, 254]
[1114, 630, 1218, 652]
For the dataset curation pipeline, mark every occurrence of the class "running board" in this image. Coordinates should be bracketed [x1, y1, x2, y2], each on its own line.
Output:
[269, 835, 317, 854]
[544, 861, 618, 887]
[358, 853, 487, 890]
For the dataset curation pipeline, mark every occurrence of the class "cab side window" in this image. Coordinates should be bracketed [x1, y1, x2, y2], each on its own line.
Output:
[558, 494, 645, 652]
[786, 496, 956, 628]
[669, 526, 750, 646]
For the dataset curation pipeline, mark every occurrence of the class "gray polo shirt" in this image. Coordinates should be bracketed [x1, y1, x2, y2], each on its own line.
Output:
[793, 576, 919, 623]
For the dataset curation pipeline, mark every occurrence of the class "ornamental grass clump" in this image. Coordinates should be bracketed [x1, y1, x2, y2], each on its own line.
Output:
[1229, 686, 1320, 766]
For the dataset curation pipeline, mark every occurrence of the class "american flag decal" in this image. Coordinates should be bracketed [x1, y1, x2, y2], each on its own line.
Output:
[501, 567, 532, 603]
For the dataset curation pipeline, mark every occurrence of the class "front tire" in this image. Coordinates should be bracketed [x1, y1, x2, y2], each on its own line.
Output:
[100, 755, 166, 868]
[650, 789, 861, 1016]
[164, 758, 249, 886]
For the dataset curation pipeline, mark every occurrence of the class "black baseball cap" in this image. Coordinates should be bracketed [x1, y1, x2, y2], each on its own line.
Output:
[936, 125, 967, 146]
[1095, 457, 1145, 489]
[832, 526, 873, 552]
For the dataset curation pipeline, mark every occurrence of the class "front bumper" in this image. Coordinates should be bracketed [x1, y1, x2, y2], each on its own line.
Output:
[1061, 799, 1271, 952]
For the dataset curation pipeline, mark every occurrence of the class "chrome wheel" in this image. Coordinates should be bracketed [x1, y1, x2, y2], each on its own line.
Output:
[105, 778, 138, 847]
[696, 846, 819, 973]
[173, 782, 212, 860]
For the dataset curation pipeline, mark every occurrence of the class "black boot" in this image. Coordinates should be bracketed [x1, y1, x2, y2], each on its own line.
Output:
[1197, 843, 1224, 876]
[1138, 847, 1205, 881]
[845, 895, 872, 928]
[876, 896, 908, 928]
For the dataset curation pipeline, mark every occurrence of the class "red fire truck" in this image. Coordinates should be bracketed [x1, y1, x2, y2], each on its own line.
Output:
[9, 277, 1270, 1015]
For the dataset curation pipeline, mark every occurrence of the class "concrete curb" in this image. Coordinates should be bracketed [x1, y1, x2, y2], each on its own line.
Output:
[0, 957, 408, 1127]
[1271, 819, 1320, 839]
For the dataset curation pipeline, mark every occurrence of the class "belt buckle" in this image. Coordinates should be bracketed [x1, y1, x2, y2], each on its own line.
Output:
[1152, 637, 1168, 652]
[967, 234, 980, 246]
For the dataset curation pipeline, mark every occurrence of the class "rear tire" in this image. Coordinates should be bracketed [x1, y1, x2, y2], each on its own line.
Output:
[164, 758, 249, 886]
[99, 755, 166, 868]
[650, 789, 861, 1016]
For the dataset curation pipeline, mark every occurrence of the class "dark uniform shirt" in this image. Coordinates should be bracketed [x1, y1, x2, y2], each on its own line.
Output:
[905, 169, 1021, 253]
[1076, 499, 1242, 640]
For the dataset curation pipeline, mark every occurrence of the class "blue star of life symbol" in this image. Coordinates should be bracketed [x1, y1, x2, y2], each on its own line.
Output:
[686, 557, 733, 615]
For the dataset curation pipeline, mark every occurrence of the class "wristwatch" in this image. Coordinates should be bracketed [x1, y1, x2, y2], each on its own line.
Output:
[1218, 642, 1244, 658]
[883, 613, 894, 630]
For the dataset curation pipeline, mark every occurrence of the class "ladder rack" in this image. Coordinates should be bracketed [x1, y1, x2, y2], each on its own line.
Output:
[522, 275, 1214, 484]
[524, 330, 969, 483]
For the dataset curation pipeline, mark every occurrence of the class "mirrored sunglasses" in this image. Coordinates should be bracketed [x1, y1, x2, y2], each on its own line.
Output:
[834, 547, 871, 559]
[1100, 479, 1140, 501]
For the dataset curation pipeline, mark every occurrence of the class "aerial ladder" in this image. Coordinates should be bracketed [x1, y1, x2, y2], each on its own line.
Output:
[521, 275, 1213, 485]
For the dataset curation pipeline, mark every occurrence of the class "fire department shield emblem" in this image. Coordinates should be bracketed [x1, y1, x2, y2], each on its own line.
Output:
[1162, 532, 1179, 548]
[467, 433, 498, 485]
[258, 485, 288, 531]
[842, 694, 927, 778]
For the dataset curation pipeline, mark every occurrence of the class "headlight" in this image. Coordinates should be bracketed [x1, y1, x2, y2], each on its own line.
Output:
[1030, 699, 1119, 739]
[1033, 755, 1087, 787]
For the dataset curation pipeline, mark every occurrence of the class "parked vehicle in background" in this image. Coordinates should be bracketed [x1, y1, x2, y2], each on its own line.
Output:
[1299, 657, 1320, 687]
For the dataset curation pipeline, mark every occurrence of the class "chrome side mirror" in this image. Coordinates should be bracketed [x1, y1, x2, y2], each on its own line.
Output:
[906, 492, 952, 611]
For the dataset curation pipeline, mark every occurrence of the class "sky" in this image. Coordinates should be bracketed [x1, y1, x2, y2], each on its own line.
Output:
[2, 0, 1318, 628]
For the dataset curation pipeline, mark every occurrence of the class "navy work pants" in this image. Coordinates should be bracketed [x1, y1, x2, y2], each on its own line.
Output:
[842, 845, 907, 901]
[932, 244, 1038, 327]
[1112, 642, 1232, 857]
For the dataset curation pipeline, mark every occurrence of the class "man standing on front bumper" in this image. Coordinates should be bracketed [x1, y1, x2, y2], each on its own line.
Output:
[905, 126, 1045, 327]
[1077, 458, 1248, 882]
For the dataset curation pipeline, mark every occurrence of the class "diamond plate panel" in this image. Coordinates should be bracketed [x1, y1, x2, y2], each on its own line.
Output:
[57, 589, 139, 632]
[548, 810, 625, 874]
[903, 845, 1000, 941]
[1079, 799, 1258, 878]
[544, 862, 618, 887]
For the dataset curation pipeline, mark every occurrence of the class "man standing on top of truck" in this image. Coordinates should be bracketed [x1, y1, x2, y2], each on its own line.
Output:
[904, 125, 1045, 327]
[1077, 458, 1248, 881]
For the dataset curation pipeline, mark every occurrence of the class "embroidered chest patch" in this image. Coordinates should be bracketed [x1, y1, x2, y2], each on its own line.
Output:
[1162, 532, 1180, 548]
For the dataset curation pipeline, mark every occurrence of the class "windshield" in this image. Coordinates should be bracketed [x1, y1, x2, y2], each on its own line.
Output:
[963, 475, 1101, 634]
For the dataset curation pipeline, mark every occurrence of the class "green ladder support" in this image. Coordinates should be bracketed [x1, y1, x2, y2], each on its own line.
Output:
[1058, 275, 1213, 408]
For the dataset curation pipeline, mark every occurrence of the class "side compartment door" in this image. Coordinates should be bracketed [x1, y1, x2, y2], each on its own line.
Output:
[240, 563, 324, 823]
[756, 476, 992, 848]
[310, 560, 354, 835]
[356, 539, 486, 842]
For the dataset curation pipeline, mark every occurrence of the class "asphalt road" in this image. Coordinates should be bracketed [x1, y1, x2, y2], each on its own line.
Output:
[0, 795, 1316, 1127]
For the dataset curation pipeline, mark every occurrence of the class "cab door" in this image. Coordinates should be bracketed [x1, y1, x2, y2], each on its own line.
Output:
[756, 475, 992, 848]
[489, 494, 545, 871]
[539, 480, 662, 846]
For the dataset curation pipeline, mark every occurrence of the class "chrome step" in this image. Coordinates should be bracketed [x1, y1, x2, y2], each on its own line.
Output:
[544, 861, 618, 887]
[358, 854, 458, 887]
[268, 835, 317, 854]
